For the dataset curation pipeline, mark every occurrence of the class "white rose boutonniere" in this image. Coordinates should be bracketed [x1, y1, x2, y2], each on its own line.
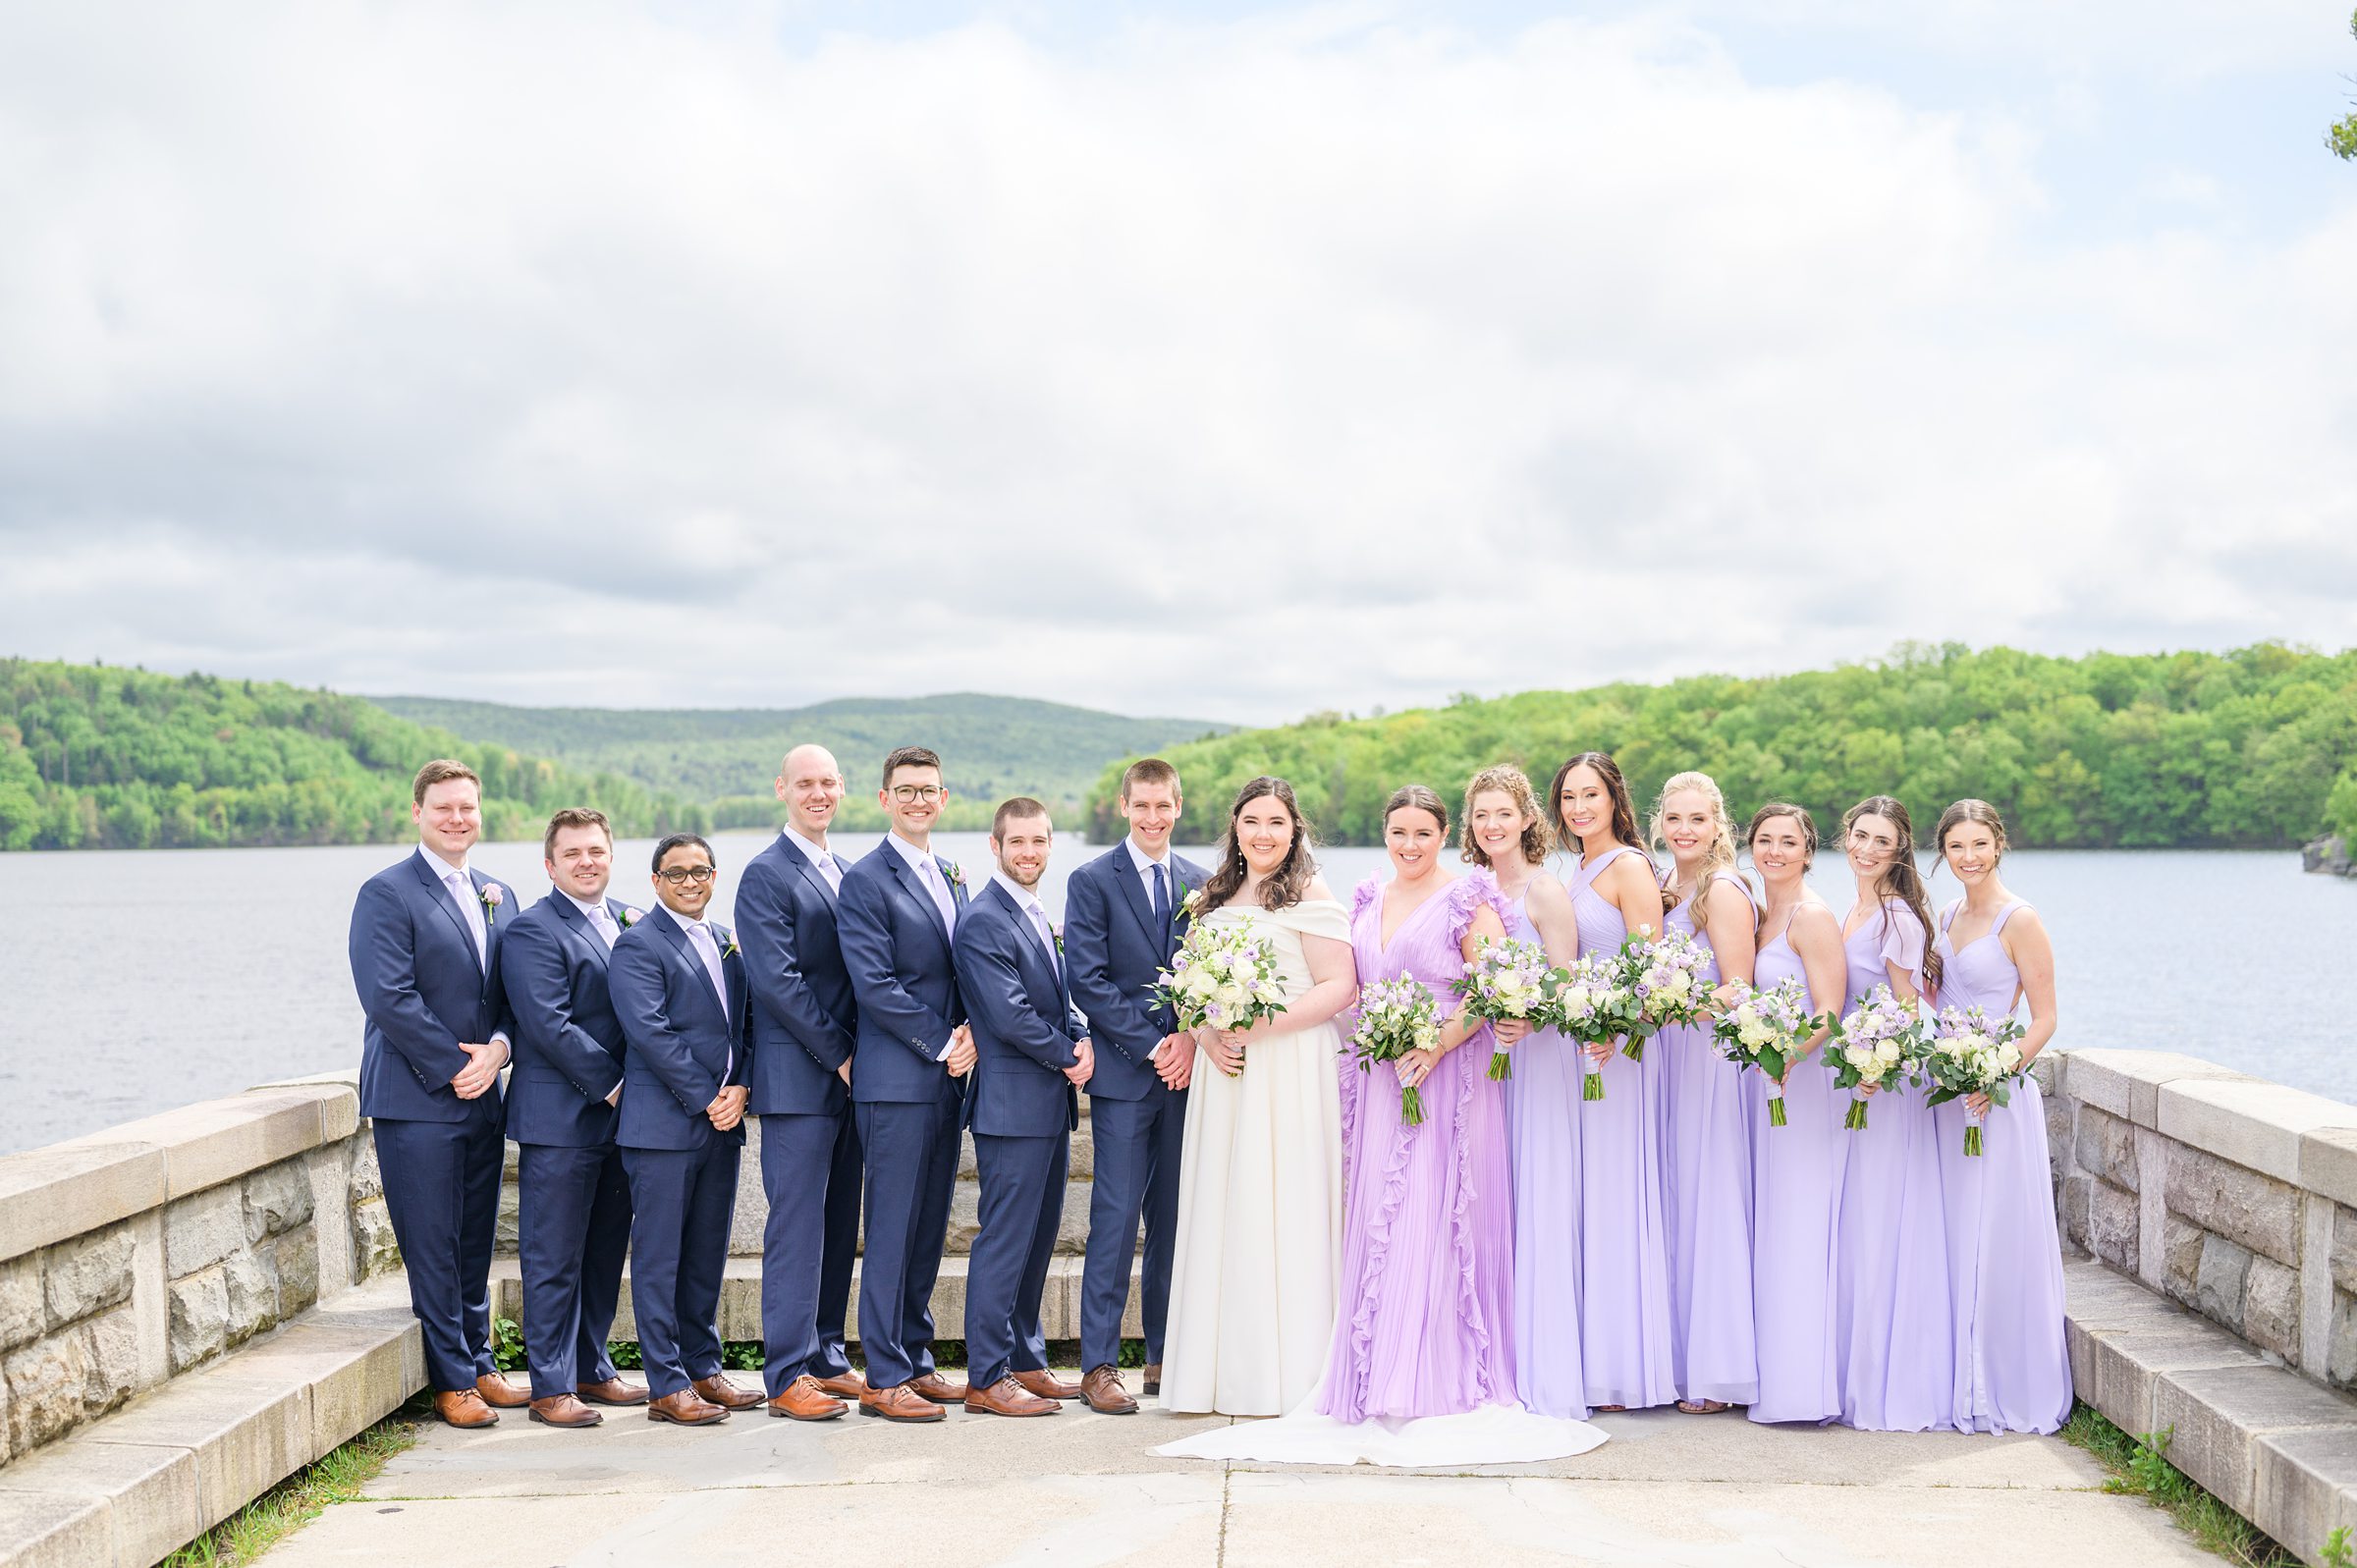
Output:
[942, 859, 966, 891]
[479, 883, 504, 925]
[718, 927, 740, 960]
[615, 904, 638, 928]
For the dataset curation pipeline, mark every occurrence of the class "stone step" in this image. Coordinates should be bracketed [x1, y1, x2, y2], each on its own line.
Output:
[489, 1252, 1144, 1347]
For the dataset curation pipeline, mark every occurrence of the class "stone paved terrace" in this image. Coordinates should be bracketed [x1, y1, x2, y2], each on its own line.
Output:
[263, 1370, 2213, 1568]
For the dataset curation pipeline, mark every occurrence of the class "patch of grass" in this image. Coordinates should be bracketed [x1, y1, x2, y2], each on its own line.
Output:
[2058, 1402, 2296, 1568]
[159, 1409, 419, 1566]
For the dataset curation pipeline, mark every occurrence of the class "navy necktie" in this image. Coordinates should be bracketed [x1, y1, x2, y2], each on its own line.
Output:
[1152, 862, 1172, 932]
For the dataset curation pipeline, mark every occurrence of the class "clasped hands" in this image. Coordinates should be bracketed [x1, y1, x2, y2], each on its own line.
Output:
[450, 1038, 507, 1100]
[705, 1084, 748, 1131]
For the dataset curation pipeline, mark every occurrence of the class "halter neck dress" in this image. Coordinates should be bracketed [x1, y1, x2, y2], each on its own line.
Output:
[1933, 897, 2071, 1433]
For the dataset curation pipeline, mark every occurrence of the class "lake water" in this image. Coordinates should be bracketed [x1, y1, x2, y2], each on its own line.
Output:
[1, 835, 2350, 1156]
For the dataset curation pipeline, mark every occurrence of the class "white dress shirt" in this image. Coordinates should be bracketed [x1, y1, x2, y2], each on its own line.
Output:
[888, 832, 959, 935]
[992, 871, 1061, 979]
[425, 848, 507, 1052]
[660, 901, 734, 1081]
[783, 826, 843, 893]
[1125, 836, 1176, 909]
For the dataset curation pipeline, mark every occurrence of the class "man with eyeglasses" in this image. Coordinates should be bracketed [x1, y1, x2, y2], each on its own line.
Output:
[736, 744, 866, 1420]
[837, 745, 976, 1422]
[608, 834, 759, 1427]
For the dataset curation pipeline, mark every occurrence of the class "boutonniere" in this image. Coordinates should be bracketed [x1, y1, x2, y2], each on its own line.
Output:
[479, 883, 504, 925]
[718, 927, 740, 960]
[1052, 921, 1065, 954]
[615, 904, 638, 928]
[942, 860, 966, 890]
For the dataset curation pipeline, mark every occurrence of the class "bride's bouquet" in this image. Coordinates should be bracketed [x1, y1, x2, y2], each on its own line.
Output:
[1349, 975, 1444, 1126]
[1920, 1004, 2029, 1156]
[1152, 916, 1288, 1078]
[1556, 950, 1639, 1103]
[1825, 983, 1927, 1131]
[1710, 976, 1826, 1128]
[1452, 936, 1567, 1082]
[1617, 929, 1717, 1060]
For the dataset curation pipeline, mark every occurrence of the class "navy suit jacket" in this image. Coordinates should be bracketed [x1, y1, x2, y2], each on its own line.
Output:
[954, 882, 1087, 1138]
[837, 840, 970, 1106]
[608, 908, 750, 1152]
[352, 848, 520, 1123]
[500, 892, 642, 1147]
[1063, 844, 1208, 1103]
[737, 833, 858, 1118]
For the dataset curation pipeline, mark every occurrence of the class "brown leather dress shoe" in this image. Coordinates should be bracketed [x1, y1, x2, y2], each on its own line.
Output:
[859, 1382, 947, 1423]
[1080, 1365, 1138, 1416]
[577, 1377, 650, 1406]
[767, 1375, 849, 1422]
[905, 1372, 967, 1404]
[528, 1393, 602, 1429]
[647, 1389, 730, 1426]
[1013, 1369, 1081, 1401]
[433, 1389, 499, 1429]
[475, 1372, 530, 1409]
[1142, 1363, 1162, 1397]
[964, 1376, 1062, 1417]
[692, 1374, 762, 1411]
[810, 1372, 866, 1400]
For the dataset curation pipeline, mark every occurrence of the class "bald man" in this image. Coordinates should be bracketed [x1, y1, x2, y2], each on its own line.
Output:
[738, 744, 868, 1419]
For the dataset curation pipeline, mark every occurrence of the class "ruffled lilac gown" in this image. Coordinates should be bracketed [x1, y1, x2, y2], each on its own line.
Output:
[1574, 845, 1675, 1411]
[1658, 871, 1760, 1408]
[1833, 899, 1953, 1432]
[1747, 911, 1848, 1426]
[1933, 898, 2072, 1433]
[1506, 879, 1587, 1420]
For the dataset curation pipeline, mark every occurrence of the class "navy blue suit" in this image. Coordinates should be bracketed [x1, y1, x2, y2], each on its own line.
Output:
[837, 839, 970, 1391]
[1063, 843, 1206, 1373]
[736, 831, 862, 1395]
[953, 881, 1086, 1389]
[608, 906, 749, 1400]
[499, 891, 639, 1399]
[349, 848, 519, 1392]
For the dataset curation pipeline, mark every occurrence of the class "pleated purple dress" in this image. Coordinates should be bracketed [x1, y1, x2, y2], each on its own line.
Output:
[1316, 873, 1518, 1421]
[1933, 898, 2072, 1433]
[1832, 898, 1953, 1432]
[1506, 875, 1587, 1420]
[1659, 871, 1760, 1408]
[1747, 911, 1848, 1425]
[1573, 845, 1675, 1410]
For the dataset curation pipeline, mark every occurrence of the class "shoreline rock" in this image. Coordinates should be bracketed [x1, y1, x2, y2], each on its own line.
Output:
[2304, 835, 2352, 876]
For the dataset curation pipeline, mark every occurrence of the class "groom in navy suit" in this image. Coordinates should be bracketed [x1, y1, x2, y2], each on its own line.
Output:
[1064, 758, 1205, 1413]
[349, 759, 529, 1428]
[837, 745, 975, 1422]
[608, 834, 761, 1427]
[497, 807, 649, 1428]
[953, 798, 1092, 1417]
[737, 743, 865, 1421]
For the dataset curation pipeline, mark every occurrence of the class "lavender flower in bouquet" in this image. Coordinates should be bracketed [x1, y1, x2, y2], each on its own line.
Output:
[1452, 935, 1566, 1082]
[1151, 916, 1288, 1077]
[1554, 950, 1633, 1103]
[1350, 975, 1445, 1127]
[1824, 982, 1927, 1131]
[1710, 976, 1827, 1128]
[1920, 1004, 2028, 1156]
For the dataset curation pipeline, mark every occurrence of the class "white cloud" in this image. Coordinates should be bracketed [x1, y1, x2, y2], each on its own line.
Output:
[0, 2, 2350, 725]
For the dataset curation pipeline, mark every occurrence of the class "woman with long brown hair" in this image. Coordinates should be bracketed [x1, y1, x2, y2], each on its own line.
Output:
[1158, 777, 1355, 1417]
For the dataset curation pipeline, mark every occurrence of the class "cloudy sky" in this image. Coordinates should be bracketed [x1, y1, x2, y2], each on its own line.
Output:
[1, 1, 2351, 727]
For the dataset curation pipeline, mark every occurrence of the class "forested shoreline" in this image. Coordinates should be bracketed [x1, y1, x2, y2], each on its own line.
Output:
[1081, 643, 2357, 852]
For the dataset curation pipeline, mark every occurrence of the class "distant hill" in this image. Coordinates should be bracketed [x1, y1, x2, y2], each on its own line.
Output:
[1082, 642, 2357, 851]
[0, 659, 706, 850]
[367, 692, 1232, 832]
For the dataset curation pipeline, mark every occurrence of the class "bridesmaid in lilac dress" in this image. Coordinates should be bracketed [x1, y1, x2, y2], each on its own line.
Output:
[1744, 804, 1852, 1426]
[1930, 799, 2071, 1433]
[1831, 794, 1953, 1433]
[1317, 784, 1519, 1422]
[1465, 765, 1588, 1420]
[1555, 752, 1675, 1412]
[1650, 772, 1759, 1414]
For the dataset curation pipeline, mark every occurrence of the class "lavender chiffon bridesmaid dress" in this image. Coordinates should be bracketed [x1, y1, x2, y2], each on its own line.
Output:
[1832, 899, 1953, 1432]
[1573, 845, 1675, 1411]
[1933, 898, 2072, 1433]
[1747, 910, 1848, 1425]
[1507, 878, 1587, 1420]
[1658, 871, 1760, 1408]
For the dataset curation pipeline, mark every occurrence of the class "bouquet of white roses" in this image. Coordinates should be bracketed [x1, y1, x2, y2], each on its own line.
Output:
[1710, 976, 1826, 1128]
[1617, 929, 1717, 1059]
[1452, 936, 1567, 1082]
[1920, 1004, 2029, 1156]
[1555, 950, 1638, 1103]
[1349, 975, 1445, 1126]
[1151, 916, 1288, 1077]
[1825, 983, 1927, 1131]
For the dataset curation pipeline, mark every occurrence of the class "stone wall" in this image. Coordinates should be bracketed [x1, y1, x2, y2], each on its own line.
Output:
[2046, 1049, 2357, 1391]
[0, 1073, 390, 1470]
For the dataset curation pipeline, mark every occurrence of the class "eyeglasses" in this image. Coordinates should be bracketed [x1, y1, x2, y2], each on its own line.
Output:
[657, 865, 716, 886]
[889, 785, 944, 804]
